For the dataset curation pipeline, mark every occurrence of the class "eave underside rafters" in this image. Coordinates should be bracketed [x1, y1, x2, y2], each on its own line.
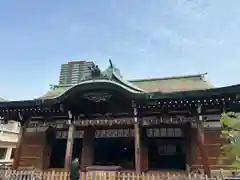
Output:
[0, 84, 239, 123]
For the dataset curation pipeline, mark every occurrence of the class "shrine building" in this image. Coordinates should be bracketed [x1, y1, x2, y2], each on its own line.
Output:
[0, 60, 240, 176]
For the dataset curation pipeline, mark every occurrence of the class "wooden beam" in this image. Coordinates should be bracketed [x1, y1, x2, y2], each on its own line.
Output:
[197, 105, 211, 177]
[64, 112, 75, 171]
[12, 113, 29, 170]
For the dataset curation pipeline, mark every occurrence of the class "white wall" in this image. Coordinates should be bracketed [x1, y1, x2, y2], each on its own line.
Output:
[0, 121, 19, 166]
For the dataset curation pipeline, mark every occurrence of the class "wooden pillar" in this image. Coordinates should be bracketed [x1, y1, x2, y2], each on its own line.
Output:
[134, 123, 141, 173]
[12, 113, 29, 170]
[65, 111, 75, 171]
[43, 126, 56, 169]
[141, 127, 148, 172]
[184, 123, 192, 173]
[197, 105, 211, 177]
[133, 101, 141, 173]
[81, 128, 95, 171]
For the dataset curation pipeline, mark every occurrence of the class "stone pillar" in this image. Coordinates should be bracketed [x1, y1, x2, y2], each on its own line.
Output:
[81, 128, 95, 171]
[64, 112, 75, 171]
[12, 113, 29, 170]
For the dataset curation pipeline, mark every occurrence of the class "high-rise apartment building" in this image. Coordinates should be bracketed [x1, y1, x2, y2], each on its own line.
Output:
[58, 60, 95, 86]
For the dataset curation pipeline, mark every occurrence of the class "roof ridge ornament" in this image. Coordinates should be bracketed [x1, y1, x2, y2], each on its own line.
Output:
[88, 64, 102, 78]
[85, 59, 116, 81]
[109, 59, 113, 68]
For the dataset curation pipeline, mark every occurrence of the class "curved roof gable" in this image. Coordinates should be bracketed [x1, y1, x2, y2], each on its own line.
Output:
[107, 63, 145, 92]
[40, 60, 145, 100]
[43, 79, 146, 102]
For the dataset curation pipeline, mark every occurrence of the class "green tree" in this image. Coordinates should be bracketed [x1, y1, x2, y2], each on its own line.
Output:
[220, 112, 240, 168]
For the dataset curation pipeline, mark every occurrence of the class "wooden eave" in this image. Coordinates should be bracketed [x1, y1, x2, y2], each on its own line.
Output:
[0, 100, 43, 109]
[138, 84, 240, 116]
[147, 84, 240, 100]
[0, 84, 239, 117]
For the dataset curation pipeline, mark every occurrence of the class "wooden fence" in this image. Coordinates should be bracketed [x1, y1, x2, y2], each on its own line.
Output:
[0, 170, 232, 180]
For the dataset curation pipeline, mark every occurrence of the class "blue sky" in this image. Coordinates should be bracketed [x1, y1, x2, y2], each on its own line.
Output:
[0, 0, 239, 100]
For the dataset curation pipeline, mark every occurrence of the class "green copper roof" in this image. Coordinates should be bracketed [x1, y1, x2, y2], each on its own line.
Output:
[0, 98, 7, 102]
[40, 86, 68, 99]
[111, 67, 145, 92]
[39, 60, 213, 100]
[130, 73, 213, 92]
[40, 73, 213, 99]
